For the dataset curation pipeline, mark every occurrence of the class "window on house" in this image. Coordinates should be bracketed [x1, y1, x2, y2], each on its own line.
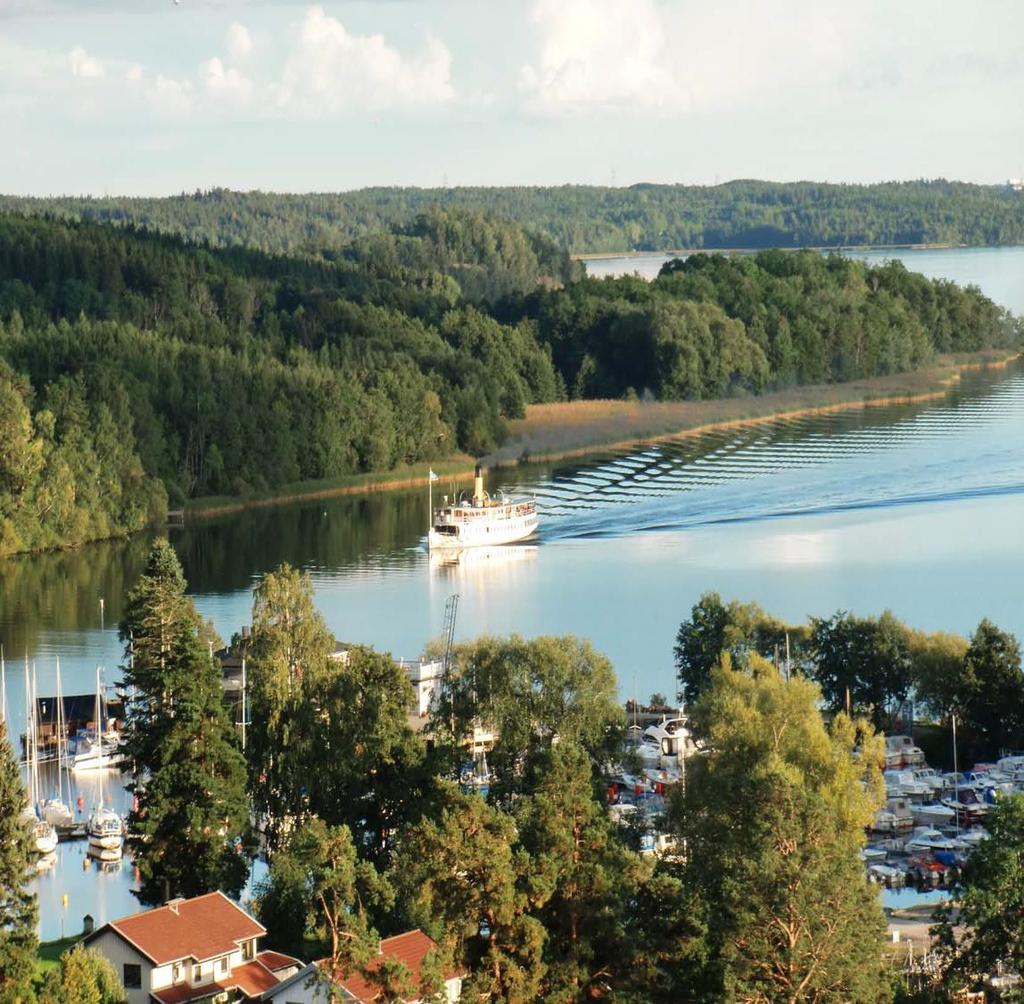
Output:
[123, 964, 142, 989]
[242, 940, 254, 961]
[219, 957, 228, 974]
[193, 965, 201, 982]
[172, 962, 182, 982]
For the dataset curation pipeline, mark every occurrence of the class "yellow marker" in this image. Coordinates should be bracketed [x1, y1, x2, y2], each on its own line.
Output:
[62, 894, 68, 909]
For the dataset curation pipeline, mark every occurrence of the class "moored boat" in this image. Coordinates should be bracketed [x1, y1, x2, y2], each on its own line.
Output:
[428, 465, 538, 549]
[87, 807, 124, 853]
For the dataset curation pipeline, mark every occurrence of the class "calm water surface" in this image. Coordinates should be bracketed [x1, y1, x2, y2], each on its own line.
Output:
[2, 246, 1022, 937]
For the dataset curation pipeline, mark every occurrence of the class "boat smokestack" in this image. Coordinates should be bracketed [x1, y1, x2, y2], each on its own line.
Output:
[473, 463, 485, 505]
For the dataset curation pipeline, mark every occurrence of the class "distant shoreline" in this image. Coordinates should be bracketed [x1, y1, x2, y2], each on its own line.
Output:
[574, 242, 976, 262]
[185, 350, 1020, 519]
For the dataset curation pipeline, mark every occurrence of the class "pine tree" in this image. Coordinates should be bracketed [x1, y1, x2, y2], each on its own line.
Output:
[0, 718, 37, 1004]
[392, 785, 547, 1003]
[121, 540, 251, 904]
[120, 538, 198, 773]
[516, 745, 643, 1001]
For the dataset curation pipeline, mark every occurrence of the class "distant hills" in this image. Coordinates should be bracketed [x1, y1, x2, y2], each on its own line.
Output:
[2, 179, 1024, 255]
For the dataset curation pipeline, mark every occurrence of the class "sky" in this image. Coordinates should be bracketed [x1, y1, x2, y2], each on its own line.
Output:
[1, 0, 1022, 196]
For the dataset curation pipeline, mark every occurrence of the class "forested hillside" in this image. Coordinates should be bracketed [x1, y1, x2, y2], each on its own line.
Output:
[4, 179, 1024, 254]
[0, 211, 1018, 557]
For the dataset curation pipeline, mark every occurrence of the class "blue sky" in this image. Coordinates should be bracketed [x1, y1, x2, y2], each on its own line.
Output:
[1, 0, 1022, 195]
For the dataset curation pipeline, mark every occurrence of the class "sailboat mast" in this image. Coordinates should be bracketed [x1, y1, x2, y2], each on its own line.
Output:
[56, 657, 66, 806]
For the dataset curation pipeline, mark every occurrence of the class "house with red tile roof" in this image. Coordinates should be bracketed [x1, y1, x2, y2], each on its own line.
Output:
[261, 930, 462, 1004]
[84, 891, 302, 1004]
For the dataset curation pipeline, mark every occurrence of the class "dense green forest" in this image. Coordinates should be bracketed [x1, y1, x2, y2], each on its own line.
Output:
[0, 209, 1018, 556]
[3, 179, 1024, 254]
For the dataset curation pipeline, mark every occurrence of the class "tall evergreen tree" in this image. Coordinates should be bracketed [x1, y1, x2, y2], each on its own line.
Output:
[120, 539, 251, 904]
[516, 744, 642, 1001]
[120, 538, 198, 772]
[0, 718, 37, 1004]
[392, 785, 547, 1003]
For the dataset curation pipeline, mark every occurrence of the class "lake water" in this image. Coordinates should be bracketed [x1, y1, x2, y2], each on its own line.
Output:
[3, 244, 1023, 938]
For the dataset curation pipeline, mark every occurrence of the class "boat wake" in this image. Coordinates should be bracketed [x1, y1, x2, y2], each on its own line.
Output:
[494, 369, 1024, 544]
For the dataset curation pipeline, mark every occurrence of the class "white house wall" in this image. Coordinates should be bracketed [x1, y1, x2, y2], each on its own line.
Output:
[87, 930, 153, 1004]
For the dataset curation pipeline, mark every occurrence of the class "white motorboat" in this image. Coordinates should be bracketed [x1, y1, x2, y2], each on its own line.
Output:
[885, 734, 926, 767]
[911, 802, 957, 827]
[884, 769, 931, 800]
[69, 732, 124, 772]
[69, 666, 124, 771]
[428, 465, 538, 549]
[642, 717, 692, 760]
[905, 826, 957, 854]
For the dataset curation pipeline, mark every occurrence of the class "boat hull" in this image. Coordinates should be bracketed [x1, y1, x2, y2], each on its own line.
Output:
[429, 512, 538, 549]
[89, 832, 124, 850]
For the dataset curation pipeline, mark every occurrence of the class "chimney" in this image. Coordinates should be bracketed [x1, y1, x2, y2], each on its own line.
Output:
[473, 464, 485, 505]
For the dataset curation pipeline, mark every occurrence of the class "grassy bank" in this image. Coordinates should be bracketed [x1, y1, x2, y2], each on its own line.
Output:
[184, 350, 1018, 519]
[490, 350, 1020, 466]
[35, 934, 81, 975]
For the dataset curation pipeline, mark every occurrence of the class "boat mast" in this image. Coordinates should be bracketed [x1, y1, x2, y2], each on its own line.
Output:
[55, 657, 67, 807]
[25, 653, 35, 810]
[32, 662, 41, 812]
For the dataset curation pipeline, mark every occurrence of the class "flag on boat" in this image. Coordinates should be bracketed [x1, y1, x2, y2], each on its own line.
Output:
[429, 469, 439, 481]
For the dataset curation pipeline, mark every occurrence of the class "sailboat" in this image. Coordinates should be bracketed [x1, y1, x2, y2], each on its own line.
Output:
[85, 669, 124, 860]
[41, 658, 74, 828]
[24, 661, 59, 856]
[69, 667, 123, 771]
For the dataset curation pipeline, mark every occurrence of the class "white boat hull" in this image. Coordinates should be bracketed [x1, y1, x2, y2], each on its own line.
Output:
[41, 800, 74, 828]
[429, 511, 538, 549]
[89, 832, 124, 850]
[71, 749, 124, 772]
[35, 828, 58, 855]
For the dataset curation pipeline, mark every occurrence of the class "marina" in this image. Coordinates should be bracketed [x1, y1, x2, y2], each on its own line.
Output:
[1, 244, 1023, 940]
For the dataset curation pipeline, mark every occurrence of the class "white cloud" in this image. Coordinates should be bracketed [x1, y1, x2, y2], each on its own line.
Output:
[276, 5, 454, 114]
[125, 63, 142, 83]
[148, 73, 194, 118]
[519, 0, 865, 116]
[202, 55, 252, 105]
[69, 46, 104, 79]
[226, 22, 252, 63]
[520, 0, 680, 112]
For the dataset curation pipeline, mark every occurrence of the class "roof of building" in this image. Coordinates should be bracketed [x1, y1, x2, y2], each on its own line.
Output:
[151, 960, 281, 1004]
[256, 950, 303, 973]
[94, 891, 266, 966]
[333, 930, 449, 1003]
[261, 962, 347, 1002]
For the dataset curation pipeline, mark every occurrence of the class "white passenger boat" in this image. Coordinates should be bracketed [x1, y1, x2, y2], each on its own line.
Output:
[428, 465, 538, 550]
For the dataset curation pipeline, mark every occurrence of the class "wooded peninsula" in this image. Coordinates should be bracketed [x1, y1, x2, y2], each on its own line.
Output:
[0, 204, 1020, 556]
